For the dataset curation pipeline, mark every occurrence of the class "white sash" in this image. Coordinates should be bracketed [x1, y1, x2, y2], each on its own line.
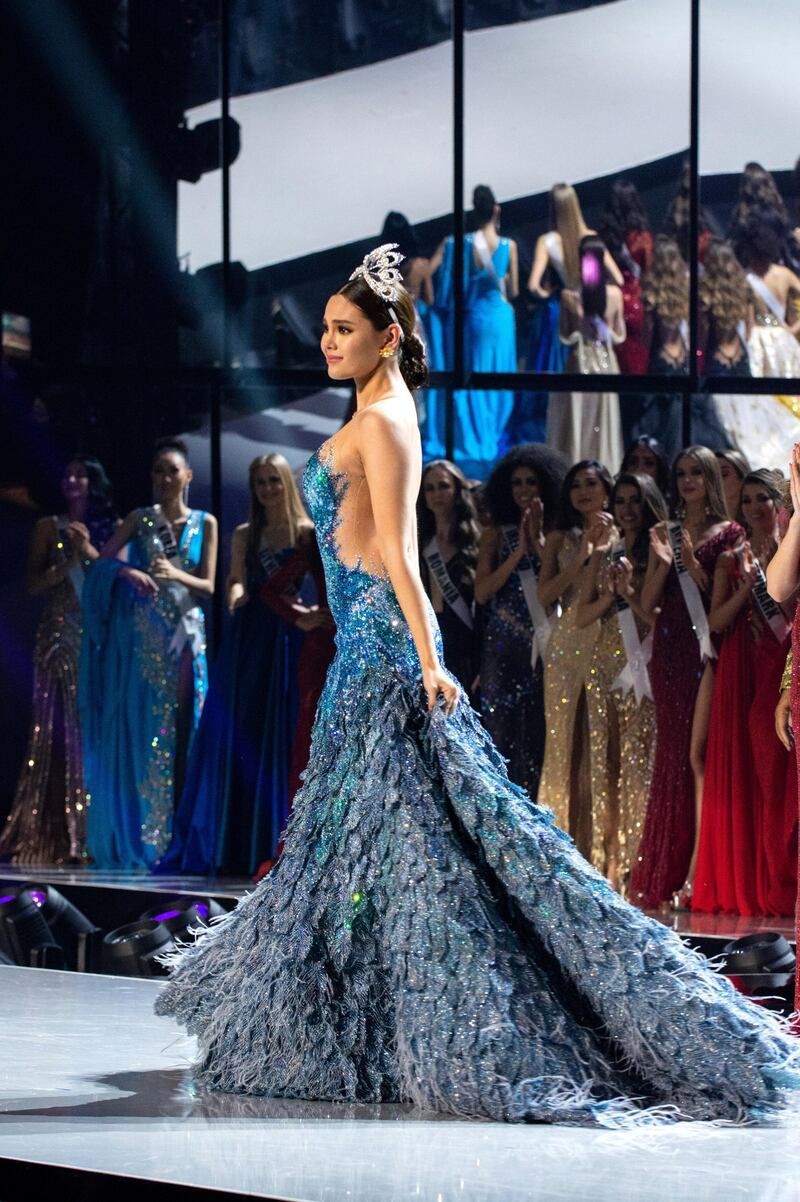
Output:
[424, 538, 473, 630]
[667, 521, 716, 662]
[747, 272, 786, 323]
[501, 525, 552, 668]
[473, 231, 508, 301]
[258, 542, 302, 601]
[56, 518, 85, 604]
[750, 557, 791, 643]
[147, 507, 204, 660]
[609, 551, 652, 704]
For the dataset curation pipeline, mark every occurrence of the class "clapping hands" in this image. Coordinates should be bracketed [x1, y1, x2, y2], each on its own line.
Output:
[517, 499, 544, 557]
[579, 511, 614, 561]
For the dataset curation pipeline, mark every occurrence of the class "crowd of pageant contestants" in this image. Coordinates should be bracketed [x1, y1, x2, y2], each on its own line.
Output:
[412, 162, 800, 471]
[5, 431, 800, 926]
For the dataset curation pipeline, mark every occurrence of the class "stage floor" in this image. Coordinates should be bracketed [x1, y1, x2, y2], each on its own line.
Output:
[1, 966, 800, 1201]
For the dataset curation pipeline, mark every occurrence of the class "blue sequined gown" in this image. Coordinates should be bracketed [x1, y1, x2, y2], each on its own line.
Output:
[155, 445, 800, 1125]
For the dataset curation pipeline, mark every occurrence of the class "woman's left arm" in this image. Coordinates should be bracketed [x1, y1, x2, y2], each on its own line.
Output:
[506, 240, 520, 300]
[360, 408, 458, 715]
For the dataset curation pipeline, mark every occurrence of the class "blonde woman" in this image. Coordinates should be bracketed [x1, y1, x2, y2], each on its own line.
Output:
[642, 235, 689, 374]
[526, 183, 623, 378]
[632, 447, 743, 909]
[161, 453, 334, 877]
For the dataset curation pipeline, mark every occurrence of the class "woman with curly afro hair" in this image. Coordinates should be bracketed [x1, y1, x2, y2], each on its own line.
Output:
[474, 444, 567, 797]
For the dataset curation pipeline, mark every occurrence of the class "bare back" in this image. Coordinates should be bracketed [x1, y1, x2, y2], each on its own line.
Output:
[321, 397, 421, 578]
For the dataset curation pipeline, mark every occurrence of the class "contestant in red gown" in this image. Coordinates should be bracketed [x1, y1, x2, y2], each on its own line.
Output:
[260, 533, 336, 871]
[765, 447, 800, 1017]
[694, 470, 796, 915]
[599, 180, 653, 376]
[631, 447, 742, 908]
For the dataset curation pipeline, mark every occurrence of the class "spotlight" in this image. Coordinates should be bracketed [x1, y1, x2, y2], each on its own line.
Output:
[102, 919, 176, 978]
[26, 884, 103, 972]
[139, 896, 227, 937]
[0, 888, 64, 968]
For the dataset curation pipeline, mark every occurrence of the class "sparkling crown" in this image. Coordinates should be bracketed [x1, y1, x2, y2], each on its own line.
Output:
[349, 243, 406, 305]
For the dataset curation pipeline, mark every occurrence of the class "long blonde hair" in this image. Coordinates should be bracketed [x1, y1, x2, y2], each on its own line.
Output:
[671, 445, 729, 523]
[552, 183, 590, 288]
[246, 453, 309, 557]
[699, 239, 750, 328]
[642, 235, 689, 326]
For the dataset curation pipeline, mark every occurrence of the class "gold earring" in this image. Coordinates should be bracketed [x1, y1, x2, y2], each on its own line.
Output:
[378, 346, 394, 359]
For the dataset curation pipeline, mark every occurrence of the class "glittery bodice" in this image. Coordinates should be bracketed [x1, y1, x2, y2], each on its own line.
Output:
[303, 447, 440, 684]
[156, 458, 800, 1126]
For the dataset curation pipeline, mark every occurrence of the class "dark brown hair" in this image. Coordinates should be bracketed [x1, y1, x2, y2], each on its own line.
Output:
[417, 460, 481, 576]
[557, 459, 614, 530]
[337, 275, 428, 390]
[611, 471, 669, 568]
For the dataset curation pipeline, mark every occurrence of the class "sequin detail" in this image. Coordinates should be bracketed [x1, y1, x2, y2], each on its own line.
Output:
[133, 507, 207, 853]
[584, 555, 655, 891]
[538, 531, 598, 855]
[156, 454, 800, 1125]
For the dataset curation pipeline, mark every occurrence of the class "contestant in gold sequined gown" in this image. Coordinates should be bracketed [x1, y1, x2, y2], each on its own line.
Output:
[537, 462, 613, 856]
[578, 474, 667, 892]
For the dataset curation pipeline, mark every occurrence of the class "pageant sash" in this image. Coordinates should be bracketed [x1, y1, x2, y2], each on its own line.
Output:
[258, 542, 302, 601]
[146, 507, 205, 660]
[667, 521, 716, 662]
[746, 272, 786, 322]
[423, 538, 473, 630]
[56, 517, 85, 604]
[609, 550, 652, 704]
[750, 557, 791, 642]
[473, 230, 508, 301]
[501, 525, 552, 667]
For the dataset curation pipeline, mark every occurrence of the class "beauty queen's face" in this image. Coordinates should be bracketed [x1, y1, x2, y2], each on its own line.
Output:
[152, 450, 192, 503]
[675, 455, 707, 505]
[253, 463, 284, 511]
[625, 445, 659, 479]
[423, 466, 457, 517]
[613, 483, 644, 533]
[740, 483, 778, 535]
[321, 295, 391, 381]
[570, 468, 607, 517]
[510, 466, 540, 513]
[62, 460, 89, 504]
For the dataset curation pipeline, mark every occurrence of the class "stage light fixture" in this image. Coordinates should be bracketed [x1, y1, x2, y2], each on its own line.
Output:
[722, 933, 796, 1013]
[139, 895, 228, 937]
[26, 883, 103, 972]
[102, 919, 176, 977]
[0, 888, 64, 968]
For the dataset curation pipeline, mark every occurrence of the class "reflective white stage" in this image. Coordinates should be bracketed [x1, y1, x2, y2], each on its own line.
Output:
[2, 966, 800, 1201]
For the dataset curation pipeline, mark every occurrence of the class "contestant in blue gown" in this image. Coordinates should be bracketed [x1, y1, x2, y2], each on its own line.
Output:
[80, 439, 217, 870]
[156, 247, 800, 1125]
[459, 186, 518, 477]
[160, 454, 322, 877]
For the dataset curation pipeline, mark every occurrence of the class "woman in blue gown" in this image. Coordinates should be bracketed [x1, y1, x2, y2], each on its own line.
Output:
[156, 246, 800, 1125]
[459, 185, 518, 477]
[161, 453, 332, 877]
[421, 233, 453, 461]
[79, 438, 217, 870]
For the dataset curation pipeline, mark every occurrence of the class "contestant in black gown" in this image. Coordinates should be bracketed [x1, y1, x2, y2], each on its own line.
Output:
[474, 444, 567, 797]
